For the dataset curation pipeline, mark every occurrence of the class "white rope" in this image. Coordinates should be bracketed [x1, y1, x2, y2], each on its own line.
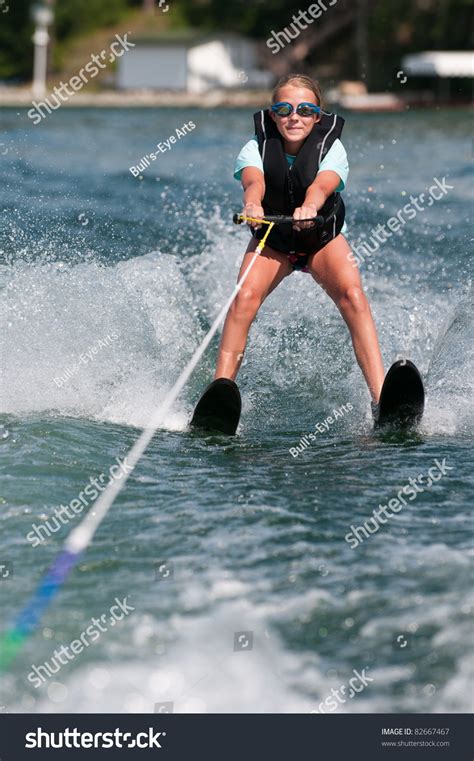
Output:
[66, 245, 264, 554]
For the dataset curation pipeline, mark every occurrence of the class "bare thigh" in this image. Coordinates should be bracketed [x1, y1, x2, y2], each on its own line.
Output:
[236, 235, 292, 301]
[306, 234, 365, 298]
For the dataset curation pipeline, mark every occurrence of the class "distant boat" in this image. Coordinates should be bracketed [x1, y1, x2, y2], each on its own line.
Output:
[332, 92, 405, 112]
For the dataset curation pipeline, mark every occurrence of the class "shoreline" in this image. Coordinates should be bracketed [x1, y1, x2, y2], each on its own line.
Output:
[0, 87, 269, 108]
[0, 87, 471, 111]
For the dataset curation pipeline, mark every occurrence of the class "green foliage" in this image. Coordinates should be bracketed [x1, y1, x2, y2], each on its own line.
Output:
[367, 0, 473, 88]
[174, 0, 298, 38]
[0, 0, 471, 83]
[0, 0, 132, 81]
[175, 0, 473, 51]
[0, 0, 33, 80]
[54, 0, 130, 40]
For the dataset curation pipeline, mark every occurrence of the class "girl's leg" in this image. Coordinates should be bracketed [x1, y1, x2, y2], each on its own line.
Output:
[307, 234, 385, 403]
[215, 237, 292, 380]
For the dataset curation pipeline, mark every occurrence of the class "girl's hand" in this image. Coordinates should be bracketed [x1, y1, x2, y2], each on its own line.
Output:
[293, 204, 318, 231]
[243, 203, 264, 231]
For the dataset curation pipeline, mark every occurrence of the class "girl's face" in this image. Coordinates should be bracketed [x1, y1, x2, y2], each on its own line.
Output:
[269, 85, 321, 148]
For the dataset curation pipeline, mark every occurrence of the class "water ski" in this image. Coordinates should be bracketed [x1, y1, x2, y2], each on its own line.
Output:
[190, 378, 241, 435]
[375, 359, 425, 428]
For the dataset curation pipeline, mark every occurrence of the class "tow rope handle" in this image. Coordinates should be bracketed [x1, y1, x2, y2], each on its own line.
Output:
[233, 212, 325, 226]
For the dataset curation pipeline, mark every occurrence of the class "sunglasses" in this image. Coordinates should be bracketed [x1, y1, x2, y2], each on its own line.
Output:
[270, 101, 321, 117]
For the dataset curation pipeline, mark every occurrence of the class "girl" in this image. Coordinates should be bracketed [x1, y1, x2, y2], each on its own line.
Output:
[217, 74, 385, 412]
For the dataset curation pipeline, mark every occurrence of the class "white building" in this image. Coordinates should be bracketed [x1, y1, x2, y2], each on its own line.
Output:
[117, 33, 272, 93]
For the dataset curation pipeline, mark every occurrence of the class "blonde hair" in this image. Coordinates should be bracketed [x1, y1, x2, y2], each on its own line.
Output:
[272, 74, 324, 109]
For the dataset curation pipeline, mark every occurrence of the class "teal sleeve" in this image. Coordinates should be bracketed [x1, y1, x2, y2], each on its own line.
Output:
[318, 139, 349, 192]
[234, 137, 263, 181]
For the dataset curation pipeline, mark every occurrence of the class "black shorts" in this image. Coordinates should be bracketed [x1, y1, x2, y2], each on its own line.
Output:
[253, 195, 345, 271]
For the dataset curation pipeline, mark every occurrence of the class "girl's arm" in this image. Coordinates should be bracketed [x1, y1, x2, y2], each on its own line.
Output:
[241, 166, 266, 226]
[293, 170, 342, 229]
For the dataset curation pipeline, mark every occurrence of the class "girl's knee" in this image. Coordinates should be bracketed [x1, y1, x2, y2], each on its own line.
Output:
[231, 286, 262, 321]
[338, 284, 368, 315]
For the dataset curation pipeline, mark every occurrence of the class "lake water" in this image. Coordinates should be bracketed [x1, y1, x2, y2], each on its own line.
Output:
[0, 105, 472, 714]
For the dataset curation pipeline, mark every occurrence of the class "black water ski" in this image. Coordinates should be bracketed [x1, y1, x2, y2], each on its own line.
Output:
[190, 378, 241, 435]
[375, 359, 425, 428]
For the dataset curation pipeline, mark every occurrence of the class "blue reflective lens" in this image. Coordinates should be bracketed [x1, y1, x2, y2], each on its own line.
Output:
[271, 102, 321, 117]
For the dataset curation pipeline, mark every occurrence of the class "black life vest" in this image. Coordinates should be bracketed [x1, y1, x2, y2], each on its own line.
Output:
[252, 109, 346, 254]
